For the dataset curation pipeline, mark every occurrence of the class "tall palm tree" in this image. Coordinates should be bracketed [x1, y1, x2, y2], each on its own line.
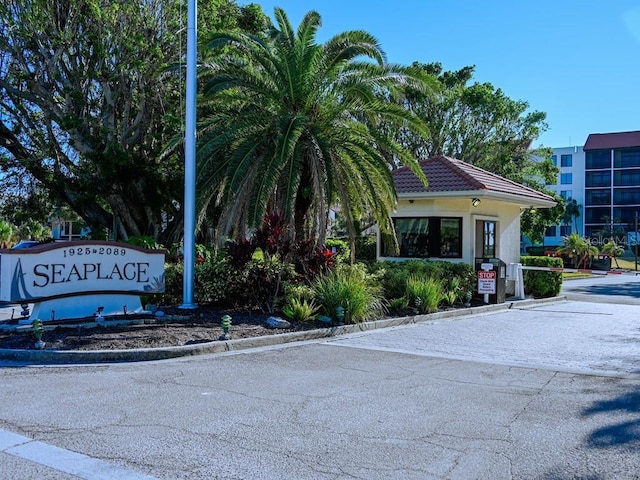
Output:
[562, 198, 581, 234]
[196, 8, 434, 253]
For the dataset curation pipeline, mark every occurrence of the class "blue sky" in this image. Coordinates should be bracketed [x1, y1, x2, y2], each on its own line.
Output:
[250, 1, 640, 149]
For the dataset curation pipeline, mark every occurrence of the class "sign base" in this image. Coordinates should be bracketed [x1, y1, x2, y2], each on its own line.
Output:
[20, 294, 144, 323]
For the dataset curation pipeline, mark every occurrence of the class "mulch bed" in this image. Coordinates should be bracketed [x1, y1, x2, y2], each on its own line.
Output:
[0, 305, 329, 351]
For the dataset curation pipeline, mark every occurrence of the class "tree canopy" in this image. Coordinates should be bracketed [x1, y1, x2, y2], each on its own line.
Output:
[0, 0, 268, 244]
[196, 8, 436, 251]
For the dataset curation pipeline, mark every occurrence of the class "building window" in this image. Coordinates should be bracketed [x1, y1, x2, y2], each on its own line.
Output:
[585, 207, 611, 224]
[561, 154, 573, 167]
[586, 150, 611, 169]
[614, 188, 640, 205]
[614, 169, 640, 186]
[585, 189, 611, 206]
[614, 148, 640, 168]
[551, 155, 557, 166]
[544, 226, 557, 237]
[560, 225, 572, 236]
[560, 190, 572, 200]
[560, 173, 573, 184]
[586, 171, 611, 187]
[385, 217, 462, 258]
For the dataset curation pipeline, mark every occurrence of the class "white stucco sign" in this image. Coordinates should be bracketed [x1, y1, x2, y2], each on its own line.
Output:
[0, 241, 165, 321]
[0, 241, 165, 303]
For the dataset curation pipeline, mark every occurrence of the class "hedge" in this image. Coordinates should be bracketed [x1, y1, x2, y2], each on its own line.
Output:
[520, 256, 563, 298]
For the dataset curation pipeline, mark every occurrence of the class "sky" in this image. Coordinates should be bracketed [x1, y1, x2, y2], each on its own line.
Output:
[249, 0, 640, 149]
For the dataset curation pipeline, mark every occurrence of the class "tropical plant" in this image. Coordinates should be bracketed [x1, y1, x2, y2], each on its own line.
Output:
[0, 219, 14, 248]
[311, 264, 386, 323]
[557, 233, 599, 269]
[405, 275, 443, 314]
[562, 198, 582, 234]
[282, 297, 320, 322]
[601, 239, 625, 268]
[442, 276, 461, 306]
[197, 8, 435, 255]
[388, 297, 409, 311]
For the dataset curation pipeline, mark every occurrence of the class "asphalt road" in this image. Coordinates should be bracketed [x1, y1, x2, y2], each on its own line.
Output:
[1, 276, 639, 479]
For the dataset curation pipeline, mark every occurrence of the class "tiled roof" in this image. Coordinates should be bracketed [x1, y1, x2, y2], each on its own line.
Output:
[392, 155, 555, 203]
[584, 131, 640, 150]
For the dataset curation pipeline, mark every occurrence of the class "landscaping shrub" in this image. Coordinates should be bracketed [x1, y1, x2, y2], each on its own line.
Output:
[311, 264, 386, 323]
[325, 238, 350, 264]
[149, 262, 183, 306]
[228, 257, 296, 313]
[521, 256, 563, 298]
[194, 256, 233, 305]
[405, 275, 443, 314]
[370, 260, 475, 301]
[354, 235, 377, 261]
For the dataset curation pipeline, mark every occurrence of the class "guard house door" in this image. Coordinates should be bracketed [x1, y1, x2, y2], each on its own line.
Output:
[475, 220, 497, 258]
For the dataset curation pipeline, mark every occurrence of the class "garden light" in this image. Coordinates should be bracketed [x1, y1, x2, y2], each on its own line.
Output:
[335, 306, 345, 325]
[220, 315, 232, 340]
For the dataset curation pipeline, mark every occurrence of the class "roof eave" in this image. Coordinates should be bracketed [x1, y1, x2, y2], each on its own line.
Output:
[397, 190, 556, 208]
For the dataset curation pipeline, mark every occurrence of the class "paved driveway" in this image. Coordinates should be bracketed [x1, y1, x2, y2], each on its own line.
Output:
[2, 295, 640, 479]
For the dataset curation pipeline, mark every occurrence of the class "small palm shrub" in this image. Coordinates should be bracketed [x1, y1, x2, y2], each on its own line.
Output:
[312, 264, 386, 324]
[442, 276, 461, 306]
[282, 284, 319, 321]
[405, 275, 443, 314]
[282, 298, 320, 322]
[388, 297, 409, 310]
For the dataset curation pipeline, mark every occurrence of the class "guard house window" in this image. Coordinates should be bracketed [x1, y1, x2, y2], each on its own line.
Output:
[483, 221, 496, 257]
[560, 173, 572, 184]
[560, 154, 573, 167]
[384, 217, 462, 258]
[560, 225, 572, 236]
[551, 155, 557, 166]
[544, 226, 557, 237]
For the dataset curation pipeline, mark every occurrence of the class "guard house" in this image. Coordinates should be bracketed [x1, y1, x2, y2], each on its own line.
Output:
[378, 155, 556, 266]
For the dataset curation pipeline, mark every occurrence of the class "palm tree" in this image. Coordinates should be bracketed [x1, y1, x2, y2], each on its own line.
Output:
[557, 233, 598, 269]
[601, 239, 624, 268]
[196, 8, 434, 254]
[562, 198, 581, 234]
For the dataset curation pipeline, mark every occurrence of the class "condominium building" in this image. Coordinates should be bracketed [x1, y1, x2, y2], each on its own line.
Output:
[542, 130, 640, 247]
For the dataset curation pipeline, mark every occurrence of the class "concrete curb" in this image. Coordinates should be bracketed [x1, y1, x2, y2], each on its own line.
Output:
[0, 296, 566, 365]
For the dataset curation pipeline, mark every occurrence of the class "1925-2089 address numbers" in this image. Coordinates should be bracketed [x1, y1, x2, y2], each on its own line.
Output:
[62, 246, 128, 258]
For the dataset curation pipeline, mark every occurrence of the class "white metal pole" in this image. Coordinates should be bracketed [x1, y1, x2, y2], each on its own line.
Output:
[180, 0, 197, 309]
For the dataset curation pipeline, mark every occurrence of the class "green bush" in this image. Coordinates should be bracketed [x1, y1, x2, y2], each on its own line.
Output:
[405, 275, 443, 314]
[370, 260, 475, 301]
[195, 256, 233, 305]
[311, 264, 386, 323]
[521, 256, 563, 298]
[354, 236, 377, 261]
[325, 238, 350, 264]
[229, 257, 296, 313]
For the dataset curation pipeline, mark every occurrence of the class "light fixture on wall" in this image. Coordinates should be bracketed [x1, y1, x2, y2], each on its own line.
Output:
[471, 198, 481, 207]
[408, 199, 414, 204]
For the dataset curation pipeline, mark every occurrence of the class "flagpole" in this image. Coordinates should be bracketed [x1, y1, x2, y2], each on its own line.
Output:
[180, 0, 197, 309]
